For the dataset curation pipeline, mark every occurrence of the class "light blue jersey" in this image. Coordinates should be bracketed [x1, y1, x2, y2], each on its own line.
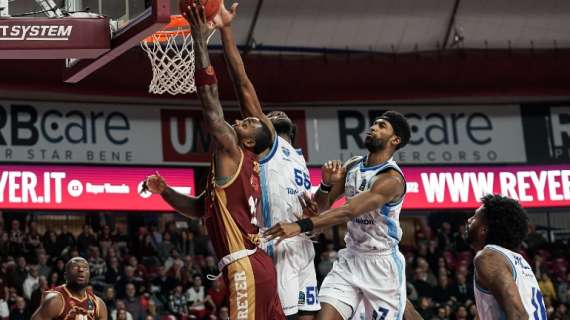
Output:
[344, 156, 405, 253]
[258, 136, 312, 252]
[475, 245, 546, 320]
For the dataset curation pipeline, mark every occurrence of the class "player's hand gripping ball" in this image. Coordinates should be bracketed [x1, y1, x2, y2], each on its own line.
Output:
[179, 0, 221, 21]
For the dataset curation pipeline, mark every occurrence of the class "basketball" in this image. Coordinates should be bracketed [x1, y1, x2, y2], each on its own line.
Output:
[179, 0, 221, 21]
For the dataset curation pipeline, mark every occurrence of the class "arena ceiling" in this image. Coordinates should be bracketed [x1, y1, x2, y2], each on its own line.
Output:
[212, 0, 570, 53]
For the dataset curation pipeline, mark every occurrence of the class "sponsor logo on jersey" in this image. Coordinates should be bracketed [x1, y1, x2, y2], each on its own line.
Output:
[353, 217, 375, 225]
[234, 271, 249, 319]
[298, 291, 306, 305]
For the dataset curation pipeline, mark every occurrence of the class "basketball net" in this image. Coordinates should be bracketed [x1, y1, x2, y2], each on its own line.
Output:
[140, 15, 215, 95]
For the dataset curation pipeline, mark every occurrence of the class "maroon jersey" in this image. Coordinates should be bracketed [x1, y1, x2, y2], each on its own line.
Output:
[47, 285, 99, 320]
[204, 148, 262, 260]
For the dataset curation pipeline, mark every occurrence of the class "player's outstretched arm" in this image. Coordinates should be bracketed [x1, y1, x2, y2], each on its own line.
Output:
[186, 1, 240, 157]
[265, 170, 404, 241]
[214, 2, 276, 141]
[142, 173, 205, 218]
[96, 297, 108, 320]
[31, 292, 64, 320]
[474, 249, 528, 320]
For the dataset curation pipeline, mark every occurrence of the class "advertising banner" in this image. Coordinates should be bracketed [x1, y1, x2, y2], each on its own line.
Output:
[0, 101, 307, 165]
[0, 165, 195, 211]
[305, 105, 527, 165]
[522, 105, 570, 163]
[309, 165, 570, 210]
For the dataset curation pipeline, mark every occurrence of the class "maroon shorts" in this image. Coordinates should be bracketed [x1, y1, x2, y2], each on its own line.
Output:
[224, 250, 285, 320]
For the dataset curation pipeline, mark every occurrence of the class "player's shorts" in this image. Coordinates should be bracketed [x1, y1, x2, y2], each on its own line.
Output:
[319, 247, 406, 320]
[273, 238, 321, 316]
[224, 250, 285, 320]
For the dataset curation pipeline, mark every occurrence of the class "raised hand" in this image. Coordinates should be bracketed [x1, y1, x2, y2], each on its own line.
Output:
[321, 160, 346, 185]
[297, 191, 318, 218]
[184, 0, 213, 42]
[211, 1, 238, 29]
[141, 171, 167, 194]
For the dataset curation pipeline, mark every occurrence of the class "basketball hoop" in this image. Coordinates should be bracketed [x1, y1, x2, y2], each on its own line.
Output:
[140, 15, 196, 95]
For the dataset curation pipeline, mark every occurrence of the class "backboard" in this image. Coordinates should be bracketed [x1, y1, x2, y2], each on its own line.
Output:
[0, 0, 179, 83]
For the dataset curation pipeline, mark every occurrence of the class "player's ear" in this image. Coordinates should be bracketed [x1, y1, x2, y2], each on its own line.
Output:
[391, 135, 401, 147]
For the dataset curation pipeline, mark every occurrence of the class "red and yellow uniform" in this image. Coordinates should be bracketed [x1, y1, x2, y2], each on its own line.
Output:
[46, 285, 100, 320]
[205, 148, 284, 320]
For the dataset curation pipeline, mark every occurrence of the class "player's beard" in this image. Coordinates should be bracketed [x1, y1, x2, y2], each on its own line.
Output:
[67, 281, 88, 292]
[364, 135, 386, 152]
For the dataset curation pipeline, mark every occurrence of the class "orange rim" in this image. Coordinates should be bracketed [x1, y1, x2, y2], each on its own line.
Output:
[142, 15, 191, 43]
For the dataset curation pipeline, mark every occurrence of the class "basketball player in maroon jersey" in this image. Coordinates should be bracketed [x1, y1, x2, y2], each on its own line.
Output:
[31, 257, 107, 320]
[141, 1, 284, 319]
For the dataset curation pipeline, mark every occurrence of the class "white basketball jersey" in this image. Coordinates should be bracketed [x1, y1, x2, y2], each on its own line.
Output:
[343, 156, 405, 253]
[474, 245, 546, 320]
[259, 136, 312, 254]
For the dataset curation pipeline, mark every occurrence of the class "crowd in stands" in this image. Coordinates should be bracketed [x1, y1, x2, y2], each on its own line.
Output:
[0, 212, 569, 320]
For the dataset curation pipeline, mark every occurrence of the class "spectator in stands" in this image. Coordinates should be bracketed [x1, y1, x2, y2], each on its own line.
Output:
[455, 305, 469, 320]
[433, 273, 453, 304]
[53, 258, 66, 281]
[432, 306, 448, 320]
[29, 276, 47, 313]
[151, 266, 176, 303]
[453, 224, 470, 252]
[36, 253, 51, 279]
[539, 272, 558, 301]
[413, 267, 434, 298]
[103, 286, 117, 314]
[217, 306, 229, 320]
[89, 246, 107, 290]
[417, 296, 434, 319]
[193, 225, 212, 257]
[25, 222, 42, 255]
[186, 275, 208, 319]
[525, 224, 547, 256]
[179, 230, 196, 258]
[98, 224, 114, 257]
[112, 300, 134, 320]
[9, 257, 27, 296]
[22, 265, 39, 300]
[56, 225, 75, 254]
[450, 273, 472, 303]
[157, 232, 175, 263]
[0, 233, 9, 258]
[8, 220, 24, 256]
[48, 271, 61, 289]
[124, 283, 146, 320]
[115, 266, 143, 299]
[9, 296, 29, 320]
[207, 278, 226, 312]
[168, 284, 189, 319]
[106, 256, 122, 284]
[436, 222, 453, 251]
[77, 225, 97, 256]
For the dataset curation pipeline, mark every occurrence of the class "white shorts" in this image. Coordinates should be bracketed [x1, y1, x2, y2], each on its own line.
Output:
[272, 238, 321, 316]
[319, 248, 406, 320]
